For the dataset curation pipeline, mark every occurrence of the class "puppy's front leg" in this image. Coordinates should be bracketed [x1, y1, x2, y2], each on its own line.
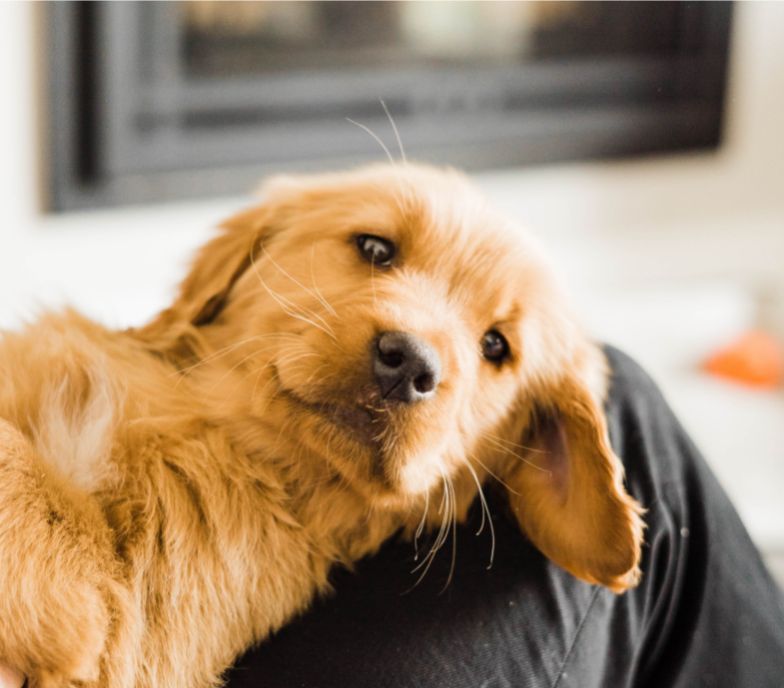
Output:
[0, 420, 128, 688]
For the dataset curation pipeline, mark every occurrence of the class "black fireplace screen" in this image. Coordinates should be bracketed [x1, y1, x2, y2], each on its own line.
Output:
[46, 1, 732, 211]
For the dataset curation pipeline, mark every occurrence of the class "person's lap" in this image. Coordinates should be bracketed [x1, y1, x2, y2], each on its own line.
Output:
[225, 347, 784, 688]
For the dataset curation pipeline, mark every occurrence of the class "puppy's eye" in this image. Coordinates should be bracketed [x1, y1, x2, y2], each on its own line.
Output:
[481, 329, 510, 363]
[355, 234, 395, 266]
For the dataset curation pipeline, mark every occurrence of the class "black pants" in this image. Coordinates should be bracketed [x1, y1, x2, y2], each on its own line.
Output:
[225, 348, 784, 688]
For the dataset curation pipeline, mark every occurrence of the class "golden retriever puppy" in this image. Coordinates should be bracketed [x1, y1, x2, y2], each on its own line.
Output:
[0, 163, 643, 688]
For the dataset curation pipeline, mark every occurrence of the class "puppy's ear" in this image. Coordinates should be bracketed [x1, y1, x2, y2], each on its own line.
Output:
[505, 363, 644, 593]
[167, 174, 307, 328]
[178, 207, 270, 327]
[133, 203, 274, 355]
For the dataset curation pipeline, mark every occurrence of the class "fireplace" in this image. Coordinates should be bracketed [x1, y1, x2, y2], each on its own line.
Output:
[46, 1, 732, 210]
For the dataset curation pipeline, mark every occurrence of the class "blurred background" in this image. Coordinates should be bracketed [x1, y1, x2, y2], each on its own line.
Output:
[0, 2, 782, 580]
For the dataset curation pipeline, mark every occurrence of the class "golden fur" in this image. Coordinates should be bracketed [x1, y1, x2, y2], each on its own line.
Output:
[0, 163, 644, 687]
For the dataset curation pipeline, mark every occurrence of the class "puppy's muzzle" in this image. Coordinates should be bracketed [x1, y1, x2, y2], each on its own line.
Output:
[373, 331, 441, 404]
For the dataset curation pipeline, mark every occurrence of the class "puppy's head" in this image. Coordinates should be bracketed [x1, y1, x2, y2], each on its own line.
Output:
[146, 163, 643, 592]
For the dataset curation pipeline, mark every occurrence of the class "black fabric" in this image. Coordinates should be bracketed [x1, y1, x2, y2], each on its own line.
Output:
[225, 347, 784, 688]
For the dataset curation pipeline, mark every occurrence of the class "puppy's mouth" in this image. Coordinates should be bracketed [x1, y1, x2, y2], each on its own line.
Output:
[277, 385, 384, 447]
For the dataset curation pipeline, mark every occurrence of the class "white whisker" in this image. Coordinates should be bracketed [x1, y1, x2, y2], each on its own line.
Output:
[440, 474, 458, 593]
[370, 258, 378, 308]
[380, 98, 407, 163]
[261, 244, 338, 318]
[483, 431, 548, 454]
[309, 244, 338, 317]
[465, 458, 496, 570]
[345, 114, 409, 216]
[469, 452, 522, 496]
[346, 117, 396, 166]
[249, 253, 339, 343]
[413, 490, 429, 562]
[172, 332, 299, 381]
[482, 432, 551, 474]
[410, 476, 449, 582]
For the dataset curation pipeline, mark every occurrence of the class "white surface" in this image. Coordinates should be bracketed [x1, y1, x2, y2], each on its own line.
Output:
[0, 4, 782, 574]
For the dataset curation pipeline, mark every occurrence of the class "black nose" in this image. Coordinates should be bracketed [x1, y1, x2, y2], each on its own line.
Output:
[373, 331, 441, 404]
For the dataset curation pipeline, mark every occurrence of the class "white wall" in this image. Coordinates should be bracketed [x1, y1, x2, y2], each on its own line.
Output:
[1, 3, 783, 567]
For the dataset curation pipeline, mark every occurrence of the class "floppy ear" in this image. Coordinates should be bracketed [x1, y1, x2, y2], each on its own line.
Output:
[178, 205, 275, 327]
[505, 367, 645, 593]
[133, 203, 273, 355]
[132, 173, 316, 356]
[159, 173, 315, 330]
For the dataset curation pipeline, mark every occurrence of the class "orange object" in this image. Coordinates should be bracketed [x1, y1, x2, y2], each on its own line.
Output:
[703, 330, 784, 388]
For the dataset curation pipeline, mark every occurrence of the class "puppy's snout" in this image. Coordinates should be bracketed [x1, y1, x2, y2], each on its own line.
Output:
[373, 331, 441, 404]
